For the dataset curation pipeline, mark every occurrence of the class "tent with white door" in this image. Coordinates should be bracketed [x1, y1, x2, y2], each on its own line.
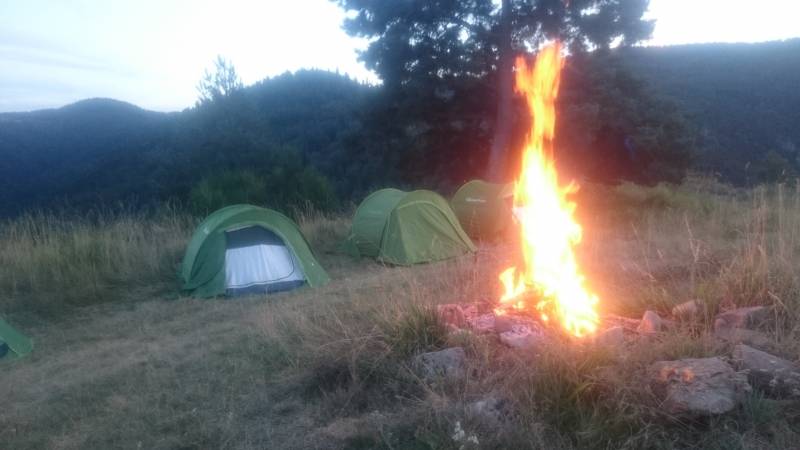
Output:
[180, 205, 329, 297]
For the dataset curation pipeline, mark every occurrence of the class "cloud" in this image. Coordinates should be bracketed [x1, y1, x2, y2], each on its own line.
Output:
[0, 30, 128, 75]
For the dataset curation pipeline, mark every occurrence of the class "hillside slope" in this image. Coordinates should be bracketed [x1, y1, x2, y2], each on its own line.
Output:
[620, 39, 800, 182]
[2, 41, 799, 216]
[0, 99, 174, 214]
[0, 71, 371, 216]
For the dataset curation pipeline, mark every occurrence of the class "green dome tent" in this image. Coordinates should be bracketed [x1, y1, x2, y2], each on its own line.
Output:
[451, 180, 514, 240]
[343, 189, 476, 265]
[0, 317, 33, 360]
[180, 205, 329, 297]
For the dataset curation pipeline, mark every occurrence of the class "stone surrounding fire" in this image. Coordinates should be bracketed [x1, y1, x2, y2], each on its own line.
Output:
[425, 299, 799, 419]
[499, 324, 545, 349]
[714, 306, 769, 331]
[594, 326, 624, 347]
[732, 344, 800, 398]
[714, 327, 774, 351]
[636, 310, 664, 334]
[671, 300, 699, 320]
[648, 357, 750, 416]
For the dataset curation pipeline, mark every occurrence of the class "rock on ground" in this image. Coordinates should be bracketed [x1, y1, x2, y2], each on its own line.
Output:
[649, 357, 750, 416]
[672, 300, 699, 320]
[714, 327, 774, 351]
[595, 326, 625, 347]
[467, 396, 507, 424]
[494, 314, 540, 334]
[437, 303, 496, 333]
[637, 310, 664, 334]
[714, 306, 769, 331]
[732, 344, 800, 398]
[414, 347, 466, 380]
[499, 324, 544, 349]
[603, 313, 642, 331]
[466, 313, 496, 334]
[437, 304, 468, 330]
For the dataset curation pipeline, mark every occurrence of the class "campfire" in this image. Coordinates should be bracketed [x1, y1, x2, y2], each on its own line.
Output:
[495, 42, 599, 338]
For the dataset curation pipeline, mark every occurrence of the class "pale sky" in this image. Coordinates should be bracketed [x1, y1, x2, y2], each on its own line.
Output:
[1, 0, 798, 112]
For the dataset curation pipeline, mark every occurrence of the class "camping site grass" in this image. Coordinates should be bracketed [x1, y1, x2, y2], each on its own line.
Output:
[2, 176, 800, 449]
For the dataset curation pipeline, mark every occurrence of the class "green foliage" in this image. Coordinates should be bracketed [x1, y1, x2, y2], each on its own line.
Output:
[335, 0, 654, 184]
[260, 149, 339, 214]
[0, 70, 363, 217]
[507, 340, 651, 449]
[189, 170, 267, 215]
[337, 0, 653, 88]
[383, 303, 448, 357]
[621, 39, 800, 184]
[196, 55, 244, 105]
[753, 150, 798, 183]
[1, 39, 798, 218]
[558, 52, 695, 184]
[189, 160, 337, 216]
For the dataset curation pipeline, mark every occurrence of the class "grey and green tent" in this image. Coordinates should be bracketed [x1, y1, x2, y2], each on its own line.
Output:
[451, 180, 514, 240]
[0, 317, 33, 360]
[343, 189, 476, 265]
[180, 205, 329, 297]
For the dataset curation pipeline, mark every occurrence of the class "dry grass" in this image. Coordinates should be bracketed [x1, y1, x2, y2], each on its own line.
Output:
[0, 207, 195, 314]
[1, 178, 800, 449]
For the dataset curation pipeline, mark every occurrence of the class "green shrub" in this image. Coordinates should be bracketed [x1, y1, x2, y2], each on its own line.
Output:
[189, 151, 338, 216]
[382, 302, 448, 357]
[189, 170, 267, 215]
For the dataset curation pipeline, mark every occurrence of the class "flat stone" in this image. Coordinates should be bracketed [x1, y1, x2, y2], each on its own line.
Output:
[494, 314, 540, 334]
[467, 396, 507, 424]
[466, 313, 496, 334]
[494, 315, 516, 334]
[649, 357, 750, 416]
[714, 327, 774, 351]
[637, 310, 663, 334]
[603, 313, 641, 331]
[732, 344, 800, 398]
[499, 324, 544, 349]
[414, 347, 466, 380]
[672, 300, 699, 320]
[714, 306, 769, 331]
[595, 326, 625, 347]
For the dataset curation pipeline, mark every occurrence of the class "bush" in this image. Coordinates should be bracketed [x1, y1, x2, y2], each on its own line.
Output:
[189, 170, 267, 215]
[189, 151, 338, 216]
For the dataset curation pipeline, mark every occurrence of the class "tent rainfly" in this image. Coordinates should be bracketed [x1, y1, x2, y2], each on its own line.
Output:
[180, 205, 329, 297]
[0, 317, 33, 360]
[343, 189, 476, 265]
[451, 180, 514, 240]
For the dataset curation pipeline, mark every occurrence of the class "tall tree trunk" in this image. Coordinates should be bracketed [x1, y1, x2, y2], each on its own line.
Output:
[486, 0, 514, 182]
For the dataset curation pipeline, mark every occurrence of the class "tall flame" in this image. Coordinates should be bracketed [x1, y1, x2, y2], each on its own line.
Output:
[497, 42, 599, 337]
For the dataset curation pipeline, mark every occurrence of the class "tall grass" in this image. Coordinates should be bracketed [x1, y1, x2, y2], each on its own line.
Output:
[587, 178, 800, 333]
[253, 177, 800, 448]
[3, 178, 800, 449]
[0, 207, 194, 313]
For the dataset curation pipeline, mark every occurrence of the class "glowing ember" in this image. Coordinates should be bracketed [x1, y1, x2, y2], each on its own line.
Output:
[496, 42, 599, 338]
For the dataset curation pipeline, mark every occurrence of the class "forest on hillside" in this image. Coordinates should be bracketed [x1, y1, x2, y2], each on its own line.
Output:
[1, 39, 798, 218]
[621, 40, 800, 184]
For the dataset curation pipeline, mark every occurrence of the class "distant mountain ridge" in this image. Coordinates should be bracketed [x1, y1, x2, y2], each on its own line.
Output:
[1, 41, 799, 216]
[619, 38, 800, 182]
[0, 98, 175, 213]
[0, 70, 371, 216]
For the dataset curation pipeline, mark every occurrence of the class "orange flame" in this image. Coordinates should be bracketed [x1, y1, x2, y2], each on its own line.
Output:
[497, 42, 599, 337]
